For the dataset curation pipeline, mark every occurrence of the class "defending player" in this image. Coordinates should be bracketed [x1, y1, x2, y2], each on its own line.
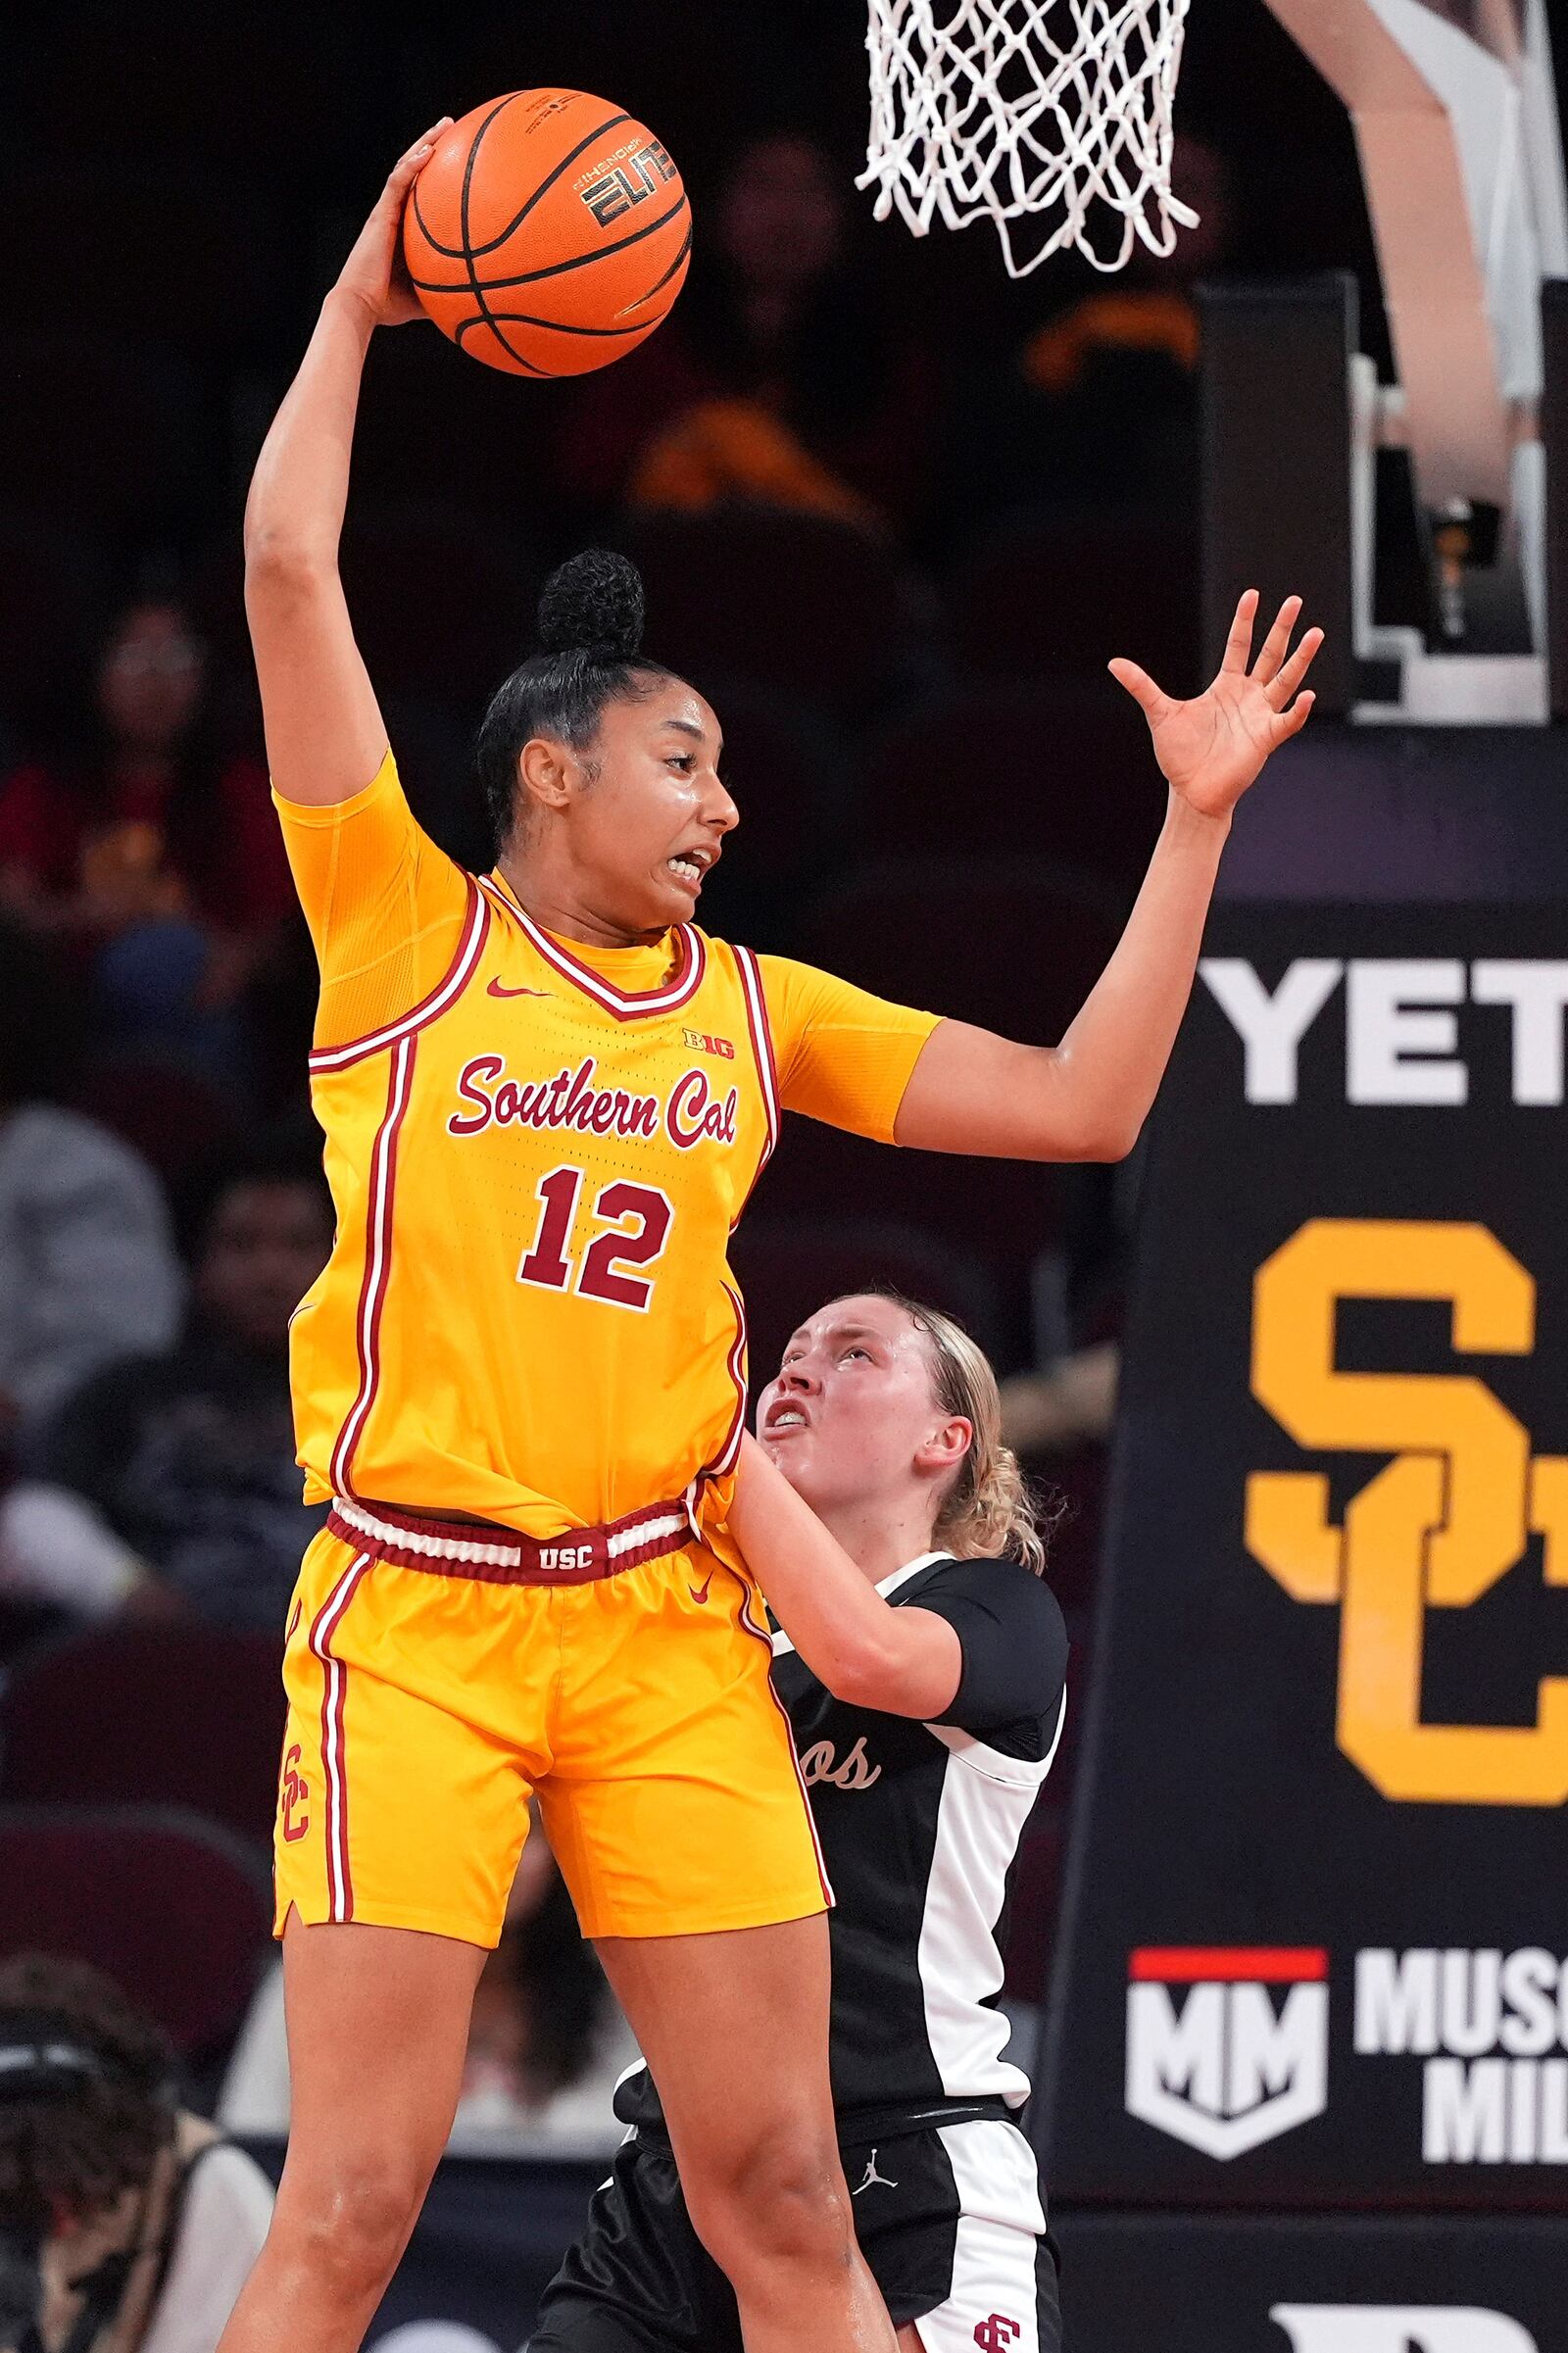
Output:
[533, 1292, 1068, 2353]
[224, 123, 1320, 2353]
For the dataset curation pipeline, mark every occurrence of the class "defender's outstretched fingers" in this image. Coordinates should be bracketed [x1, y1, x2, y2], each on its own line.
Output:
[1272, 688, 1316, 742]
[1220, 588, 1260, 674]
[1266, 626, 1325, 710]
[1250, 594, 1303, 686]
[1107, 656, 1170, 721]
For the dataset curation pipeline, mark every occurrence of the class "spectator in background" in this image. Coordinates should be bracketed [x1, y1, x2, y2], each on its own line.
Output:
[220, 1817, 638, 2157]
[0, 1143, 330, 1630]
[0, 924, 181, 1440]
[0, 587, 294, 1080]
[560, 131, 937, 534]
[0, 1953, 272, 2353]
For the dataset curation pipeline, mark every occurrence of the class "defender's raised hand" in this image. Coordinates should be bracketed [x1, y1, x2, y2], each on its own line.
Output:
[1108, 590, 1323, 821]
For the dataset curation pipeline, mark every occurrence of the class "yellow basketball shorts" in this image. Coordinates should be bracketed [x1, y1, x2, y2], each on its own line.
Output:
[272, 1513, 831, 1947]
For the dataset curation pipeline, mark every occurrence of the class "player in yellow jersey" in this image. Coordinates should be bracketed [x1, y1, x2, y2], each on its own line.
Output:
[220, 123, 1321, 2353]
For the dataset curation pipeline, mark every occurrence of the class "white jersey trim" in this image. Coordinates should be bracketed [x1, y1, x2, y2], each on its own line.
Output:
[913, 2120, 1047, 2353]
[926, 1688, 1067, 1790]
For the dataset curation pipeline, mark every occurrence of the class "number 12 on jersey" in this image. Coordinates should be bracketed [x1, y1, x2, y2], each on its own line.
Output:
[517, 1165, 674, 1312]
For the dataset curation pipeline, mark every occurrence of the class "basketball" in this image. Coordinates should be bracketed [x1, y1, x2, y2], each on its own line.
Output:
[403, 89, 691, 377]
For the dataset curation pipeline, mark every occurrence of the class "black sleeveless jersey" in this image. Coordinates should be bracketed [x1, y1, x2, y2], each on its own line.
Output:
[615, 1550, 1069, 2139]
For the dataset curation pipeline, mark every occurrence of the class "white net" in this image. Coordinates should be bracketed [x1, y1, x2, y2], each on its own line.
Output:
[860, 0, 1197, 276]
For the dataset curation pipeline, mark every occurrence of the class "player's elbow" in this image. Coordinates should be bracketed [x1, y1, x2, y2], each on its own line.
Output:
[1079, 1113, 1144, 1162]
[243, 526, 337, 605]
[813, 1633, 899, 1712]
[1040, 1107, 1144, 1163]
[819, 1634, 930, 1718]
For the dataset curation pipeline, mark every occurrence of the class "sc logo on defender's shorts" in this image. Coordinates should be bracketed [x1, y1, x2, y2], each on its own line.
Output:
[1247, 1219, 1568, 1807]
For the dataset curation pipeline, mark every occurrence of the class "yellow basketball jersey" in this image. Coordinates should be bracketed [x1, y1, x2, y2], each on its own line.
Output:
[277, 754, 938, 1539]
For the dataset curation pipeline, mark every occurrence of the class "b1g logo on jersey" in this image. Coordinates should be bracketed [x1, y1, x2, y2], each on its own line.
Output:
[1125, 1946, 1329, 2158]
[1271, 2308, 1538, 2353]
[578, 140, 679, 227]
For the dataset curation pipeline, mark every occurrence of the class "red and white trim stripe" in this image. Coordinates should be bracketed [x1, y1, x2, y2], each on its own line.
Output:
[725, 1561, 835, 1909]
[324, 1493, 692, 1585]
[708, 1282, 750, 1479]
[328, 1034, 416, 1499]
[309, 1549, 372, 1923]
[731, 942, 781, 1226]
[309, 877, 489, 1073]
[478, 872, 706, 1020]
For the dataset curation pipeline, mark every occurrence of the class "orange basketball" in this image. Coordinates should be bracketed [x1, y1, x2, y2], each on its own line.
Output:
[403, 89, 691, 378]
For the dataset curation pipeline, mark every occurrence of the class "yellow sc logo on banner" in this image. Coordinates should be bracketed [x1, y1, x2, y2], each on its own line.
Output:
[1247, 1219, 1568, 1806]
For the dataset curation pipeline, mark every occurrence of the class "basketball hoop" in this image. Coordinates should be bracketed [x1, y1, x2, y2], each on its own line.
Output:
[859, 0, 1197, 275]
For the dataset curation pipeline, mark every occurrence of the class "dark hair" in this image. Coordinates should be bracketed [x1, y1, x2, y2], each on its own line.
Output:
[473, 551, 680, 853]
[58, 588, 232, 892]
[0, 1955, 175, 2235]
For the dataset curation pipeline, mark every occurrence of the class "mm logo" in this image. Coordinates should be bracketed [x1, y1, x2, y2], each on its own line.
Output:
[580, 142, 679, 228]
[1126, 1947, 1328, 2159]
[1249, 1219, 1568, 1806]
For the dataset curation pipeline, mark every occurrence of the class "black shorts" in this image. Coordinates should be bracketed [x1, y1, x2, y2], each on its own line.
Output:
[528, 2115, 1060, 2353]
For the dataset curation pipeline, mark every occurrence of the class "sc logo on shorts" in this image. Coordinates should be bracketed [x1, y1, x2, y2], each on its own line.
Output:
[1247, 1219, 1568, 1806]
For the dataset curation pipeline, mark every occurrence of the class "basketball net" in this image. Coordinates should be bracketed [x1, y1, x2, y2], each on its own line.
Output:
[860, 0, 1197, 275]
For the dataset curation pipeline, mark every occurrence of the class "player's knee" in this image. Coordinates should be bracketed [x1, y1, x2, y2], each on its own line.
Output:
[685, 2118, 854, 2281]
[275, 2150, 428, 2300]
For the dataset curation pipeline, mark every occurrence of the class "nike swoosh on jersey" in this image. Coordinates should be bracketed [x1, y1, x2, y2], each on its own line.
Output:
[486, 978, 552, 999]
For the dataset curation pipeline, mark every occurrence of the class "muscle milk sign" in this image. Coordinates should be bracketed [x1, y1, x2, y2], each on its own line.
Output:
[1357, 1950, 1568, 2165]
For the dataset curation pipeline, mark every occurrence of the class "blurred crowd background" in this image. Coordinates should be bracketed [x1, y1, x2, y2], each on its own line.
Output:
[0, 0, 1396, 2167]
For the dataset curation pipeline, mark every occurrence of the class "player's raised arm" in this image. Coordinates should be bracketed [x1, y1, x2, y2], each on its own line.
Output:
[729, 1433, 965, 1719]
[894, 590, 1323, 1162]
[242, 123, 451, 808]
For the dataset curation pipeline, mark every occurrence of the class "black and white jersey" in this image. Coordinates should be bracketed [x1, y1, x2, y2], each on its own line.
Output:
[616, 1550, 1069, 2139]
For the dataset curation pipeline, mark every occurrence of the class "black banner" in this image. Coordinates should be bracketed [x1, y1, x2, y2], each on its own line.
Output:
[1054, 2212, 1568, 2353]
[1040, 904, 1568, 2208]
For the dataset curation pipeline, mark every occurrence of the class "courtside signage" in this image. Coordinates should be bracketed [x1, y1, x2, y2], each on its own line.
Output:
[1125, 1947, 1568, 2164]
[1125, 1948, 1328, 2158]
[1271, 2310, 1540, 2353]
[1043, 900, 1568, 2206]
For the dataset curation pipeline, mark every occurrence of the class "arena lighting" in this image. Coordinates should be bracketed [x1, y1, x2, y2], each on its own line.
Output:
[1261, 0, 1567, 718]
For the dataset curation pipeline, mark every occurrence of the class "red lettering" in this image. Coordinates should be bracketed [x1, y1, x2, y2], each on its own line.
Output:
[453, 1056, 667, 1145]
[448, 1055, 503, 1136]
[667, 1068, 710, 1149]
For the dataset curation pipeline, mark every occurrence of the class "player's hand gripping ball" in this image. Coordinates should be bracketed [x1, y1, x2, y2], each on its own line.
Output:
[403, 89, 691, 377]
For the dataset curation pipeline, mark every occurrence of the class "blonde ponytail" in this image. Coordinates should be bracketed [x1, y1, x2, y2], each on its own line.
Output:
[881, 1294, 1056, 1577]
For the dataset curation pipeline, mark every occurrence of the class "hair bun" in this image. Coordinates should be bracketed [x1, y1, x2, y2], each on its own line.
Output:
[537, 549, 646, 661]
